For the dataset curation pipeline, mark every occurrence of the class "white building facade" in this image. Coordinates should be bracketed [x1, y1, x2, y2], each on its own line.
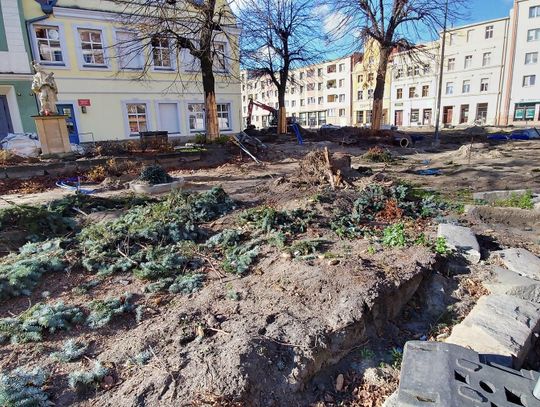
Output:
[241, 55, 354, 129]
[503, 0, 540, 126]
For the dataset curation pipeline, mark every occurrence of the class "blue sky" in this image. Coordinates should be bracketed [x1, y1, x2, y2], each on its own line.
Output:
[453, 0, 513, 28]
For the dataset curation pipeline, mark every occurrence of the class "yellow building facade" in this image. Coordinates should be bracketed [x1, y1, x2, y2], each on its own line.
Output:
[22, 0, 242, 143]
[351, 40, 392, 126]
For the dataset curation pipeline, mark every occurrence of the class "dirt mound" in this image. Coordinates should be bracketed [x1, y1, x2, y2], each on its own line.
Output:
[446, 144, 503, 162]
[297, 148, 353, 188]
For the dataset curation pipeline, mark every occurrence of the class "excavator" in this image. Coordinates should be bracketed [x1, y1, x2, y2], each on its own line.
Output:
[245, 99, 296, 130]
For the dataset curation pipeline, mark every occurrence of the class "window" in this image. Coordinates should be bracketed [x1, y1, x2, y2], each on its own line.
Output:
[308, 112, 317, 126]
[291, 100, 296, 107]
[274, 90, 278, 97]
[217, 103, 231, 130]
[523, 75, 536, 87]
[464, 55, 472, 69]
[338, 63, 345, 72]
[291, 87, 295, 94]
[126, 103, 148, 134]
[525, 52, 538, 64]
[78, 28, 106, 66]
[367, 89, 374, 99]
[358, 90, 363, 100]
[327, 108, 336, 117]
[414, 65, 420, 75]
[317, 68, 323, 77]
[318, 83, 322, 91]
[422, 85, 429, 97]
[298, 112, 306, 126]
[299, 72, 305, 80]
[317, 111, 326, 126]
[307, 83, 315, 91]
[530, 6, 540, 18]
[466, 29, 473, 42]
[339, 109, 345, 117]
[396, 88, 403, 99]
[188, 103, 205, 132]
[368, 73, 374, 81]
[338, 79, 344, 87]
[514, 103, 537, 120]
[307, 69, 315, 78]
[213, 43, 227, 71]
[411, 109, 419, 123]
[460, 105, 469, 124]
[300, 85, 304, 93]
[339, 94, 345, 102]
[409, 87, 416, 98]
[318, 96, 323, 104]
[300, 99, 305, 106]
[396, 68, 403, 78]
[480, 78, 489, 92]
[366, 110, 372, 123]
[447, 58, 455, 71]
[307, 97, 316, 104]
[369, 56, 374, 64]
[485, 25, 493, 39]
[407, 66, 413, 76]
[327, 64, 336, 73]
[448, 33, 455, 45]
[527, 29, 540, 41]
[445, 82, 454, 95]
[423, 64, 431, 74]
[482, 52, 491, 67]
[462, 80, 470, 93]
[356, 111, 364, 123]
[34, 25, 64, 63]
[476, 103, 488, 122]
[357, 74, 363, 82]
[152, 36, 172, 69]
[327, 94, 337, 102]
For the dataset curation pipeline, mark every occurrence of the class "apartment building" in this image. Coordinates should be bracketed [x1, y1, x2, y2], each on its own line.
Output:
[389, 42, 439, 127]
[352, 41, 392, 126]
[22, 0, 241, 143]
[503, 0, 540, 126]
[241, 55, 354, 129]
[0, 0, 37, 137]
[440, 18, 510, 126]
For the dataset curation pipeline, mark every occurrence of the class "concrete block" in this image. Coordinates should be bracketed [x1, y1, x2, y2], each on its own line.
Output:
[484, 266, 540, 303]
[397, 341, 540, 407]
[437, 223, 481, 264]
[472, 189, 530, 202]
[446, 294, 540, 368]
[493, 248, 540, 281]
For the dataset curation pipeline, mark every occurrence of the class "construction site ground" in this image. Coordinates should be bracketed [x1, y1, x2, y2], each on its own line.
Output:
[0, 131, 539, 406]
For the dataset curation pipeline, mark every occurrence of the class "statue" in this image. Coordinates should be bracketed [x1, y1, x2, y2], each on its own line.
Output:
[31, 61, 58, 115]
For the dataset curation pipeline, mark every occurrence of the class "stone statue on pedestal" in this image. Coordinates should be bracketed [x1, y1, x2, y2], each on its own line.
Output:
[31, 61, 58, 115]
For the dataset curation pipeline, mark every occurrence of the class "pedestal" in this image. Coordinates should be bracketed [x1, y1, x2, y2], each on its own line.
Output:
[33, 115, 71, 155]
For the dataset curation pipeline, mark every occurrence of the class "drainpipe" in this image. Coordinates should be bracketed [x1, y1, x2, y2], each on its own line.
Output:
[433, 0, 449, 145]
[25, 14, 50, 113]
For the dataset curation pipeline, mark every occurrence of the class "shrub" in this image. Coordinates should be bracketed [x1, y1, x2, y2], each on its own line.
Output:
[0, 239, 66, 301]
[0, 302, 84, 344]
[289, 239, 323, 257]
[0, 368, 51, 406]
[86, 294, 135, 329]
[48, 194, 154, 217]
[68, 361, 109, 392]
[434, 236, 451, 255]
[239, 207, 313, 235]
[138, 165, 172, 185]
[363, 147, 393, 163]
[492, 190, 534, 210]
[51, 339, 87, 362]
[382, 223, 407, 247]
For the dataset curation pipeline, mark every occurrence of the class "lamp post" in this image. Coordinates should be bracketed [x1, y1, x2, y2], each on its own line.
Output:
[434, 0, 449, 146]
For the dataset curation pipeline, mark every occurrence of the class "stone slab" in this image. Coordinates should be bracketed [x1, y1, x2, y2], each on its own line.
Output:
[493, 248, 540, 280]
[437, 223, 481, 263]
[397, 341, 540, 407]
[445, 294, 540, 368]
[484, 266, 540, 303]
[472, 189, 531, 202]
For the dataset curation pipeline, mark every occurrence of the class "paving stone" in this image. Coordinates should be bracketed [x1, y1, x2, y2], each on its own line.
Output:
[397, 341, 540, 407]
[445, 294, 540, 368]
[381, 391, 398, 407]
[493, 248, 540, 280]
[437, 223, 481, 263]
[484, 266, 540, 303]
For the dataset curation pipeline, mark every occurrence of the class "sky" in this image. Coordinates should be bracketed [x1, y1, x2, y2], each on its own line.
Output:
[453, 0, 513, 28]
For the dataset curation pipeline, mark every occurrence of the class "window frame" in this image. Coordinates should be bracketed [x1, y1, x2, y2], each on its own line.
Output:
[123, 101, 152, 136]
[525, 52, 538, 65]
[447, 58, 455, 71]
[527, 28, 540, 42]
[482, 52, 491, 67]
[445, 82, 454, 95]
[422, 85, 429, 97]
[114, 29, 144, 71]
[530, 5, 540, 18]
[187, 102, 206, 133]
[151, 35, 175, 71]
[74, 24, 110, 70]
[485, 25, 494, 39]
[31, 23, 69, 68]
[462, 80, 471, 93]
[523, 75, 536, 87]
[464, 55, 472, 69]
[480, 78, 489, 92]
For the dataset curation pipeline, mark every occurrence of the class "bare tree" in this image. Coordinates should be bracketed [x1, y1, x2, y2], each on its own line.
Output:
[239, 0, 323, 134]
[111, 0, 240, 139]
[328, 0, 466, 130]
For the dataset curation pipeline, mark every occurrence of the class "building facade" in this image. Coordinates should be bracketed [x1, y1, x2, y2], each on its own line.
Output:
[241, 55, 354, 129]
[22, 0, 242, 143]
[0, 0, 37, 138]
[503, 0, 540, 126]
[389, 42, 439, 127]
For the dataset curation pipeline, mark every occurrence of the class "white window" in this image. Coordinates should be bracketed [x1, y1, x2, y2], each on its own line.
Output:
[358, 90, 363, 100]
[530, 6, 540, 18]
[188, 103, 205, 132]
[291, 100, 296, 107]
[217, 103, 231, 130]
[338, 94, 345, 102]
[462, 80, 470, 93]
[126, 103, 148, 134]
[339, 109, 345, 117]
[445, 82, 454, 95]
[414, 65, 420, 75]
[480, 78, 489, 92]
[78, 28, 106, 66]
[482, 52, 491, 67]
[485, 25, 493, 39]
[396, 68, 403, 78]
[423, 64, 431, 74]
[116, 31, 143, 70]
[464, 55, 472, 69]
[34, 25, 64, 64]
[327, 108, 336, 117]
[466, 29, 473, 42]
[213, 42, 227, 71]
[525, 52, 538, 64]
[318, 96, 323, 104]
[448, 33, 455, 45]
[527, 28, 540, 41]
[447, 58, 455, 71]
[339, 63, 345, 72]
[152, 36, 172, 69]
[338, 79, 344, 87]
[367, 89, 374, 99]
[523, 75, 536, 87]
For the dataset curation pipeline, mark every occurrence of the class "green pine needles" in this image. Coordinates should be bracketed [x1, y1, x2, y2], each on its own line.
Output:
[0, 368, 52, 407]
[51, 339, 87, 362]
[86, 294, 135, 329]
[68, 361, 109, 392]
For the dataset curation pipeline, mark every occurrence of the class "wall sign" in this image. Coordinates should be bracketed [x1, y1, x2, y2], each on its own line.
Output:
[78, 99, 91, 107]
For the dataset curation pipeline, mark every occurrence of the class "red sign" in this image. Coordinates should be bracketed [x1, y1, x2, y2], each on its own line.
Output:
[78, 99, 91, 107]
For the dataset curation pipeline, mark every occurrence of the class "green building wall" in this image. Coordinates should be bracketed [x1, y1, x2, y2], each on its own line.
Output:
[0, 81, 38, 133]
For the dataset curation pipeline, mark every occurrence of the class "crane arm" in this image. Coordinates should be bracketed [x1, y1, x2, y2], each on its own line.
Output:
[246, 98, 278, 127]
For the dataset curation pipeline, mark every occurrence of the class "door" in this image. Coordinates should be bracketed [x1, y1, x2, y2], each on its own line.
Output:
[0, 96, 14, 139]
[443, 106, 453, 125]
[423, 109, 432, 125]
[57, 104, 80, 144]
[158, 103, 180, 136]
[394, 110, 403, 126]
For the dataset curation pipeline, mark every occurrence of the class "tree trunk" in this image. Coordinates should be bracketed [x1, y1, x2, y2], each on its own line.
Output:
[200, 52, 219, 140]
[277, 86, 287, 134]
[371, 46, 392, 131]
